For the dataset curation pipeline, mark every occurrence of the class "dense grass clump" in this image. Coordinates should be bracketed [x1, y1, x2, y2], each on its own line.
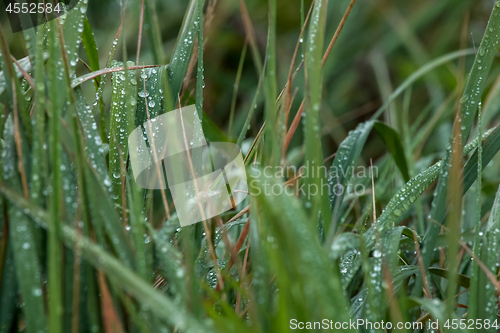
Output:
[1, 0, 500, 332]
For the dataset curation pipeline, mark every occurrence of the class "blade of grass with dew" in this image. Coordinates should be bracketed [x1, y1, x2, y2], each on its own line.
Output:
[357, 225, 385, 324]
[61, 0, 88, 77]
[125, 177, 150, 281]
[74, 88, 111, 191]
[0, 184, 212, 332]
[326, 120, 374, 237]
[149, 223, 186, 301]
[30, 26, 47, 205]
[373, 121, 410, 182]
[135, 66, 164, 127]
[22, 27, 36, 65]
[192, 0, 205, 179]
[59, 97, 136, 271]
[90, 21, 123, 142]
[351, 265, 420, 319]
[168, 0, 199, 99]
[47, 20, 66, 333]
[303, 0, 327, 224]
[417, 1, 500, 296]
[2, 116, 46, 332]
[109, 60, 136, 204]
[473, 185, 500, 328]
[469, 102, 484, 320]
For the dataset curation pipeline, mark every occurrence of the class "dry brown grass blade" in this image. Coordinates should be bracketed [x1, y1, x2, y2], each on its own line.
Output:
[97, 271, 125, 333]
[244, 122, 266, 163]
[283, 100, 305, 152]
[412, 228, 432, 298]
[222, 217, 250, 279]
[321, 0, 357, 67]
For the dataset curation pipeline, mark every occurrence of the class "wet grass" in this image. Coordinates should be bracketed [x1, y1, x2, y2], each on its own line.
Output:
[1, 0, 500, 332]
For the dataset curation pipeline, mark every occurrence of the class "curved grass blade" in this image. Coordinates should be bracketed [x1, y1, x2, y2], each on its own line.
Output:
[374, 121, 410, 182]
[74, 88, 111, 191]
[371, 49, 474, 120]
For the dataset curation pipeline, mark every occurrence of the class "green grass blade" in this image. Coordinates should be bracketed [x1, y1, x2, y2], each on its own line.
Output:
[135, 66, 165, 126]
[303, 0, 327, 224]
[374, 121, 410, 182]
[30, 26, 47, 204]
[327, 120, 374, 236]
[250, 168, 354, 329]
[81, 18, 100, 84]
[47, 20, 65, 333]
[168, 0, 198, 98]
[109, 60, 136, 204]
